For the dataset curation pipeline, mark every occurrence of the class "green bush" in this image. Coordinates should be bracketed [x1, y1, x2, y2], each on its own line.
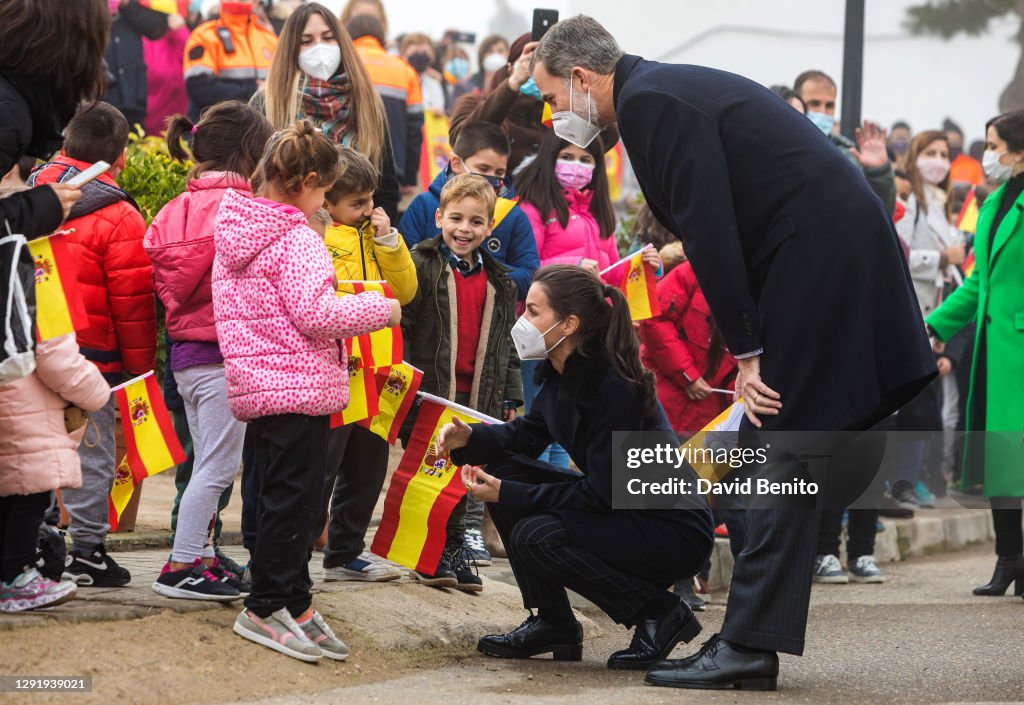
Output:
[117, 128, 191, 226]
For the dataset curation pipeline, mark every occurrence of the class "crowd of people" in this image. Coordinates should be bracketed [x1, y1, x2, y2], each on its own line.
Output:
[0, 0, 1021, 688]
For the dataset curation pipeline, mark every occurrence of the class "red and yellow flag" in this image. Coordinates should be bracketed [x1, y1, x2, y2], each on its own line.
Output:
[357, 362, 423, 444]
[113, 372, 186, 477]
[330, 338, 379, 428]
[138, 0, 189, 14]
[541, 102, 553, 128]
[339, 281, 402, 370]
[493, 197, 520, 230]
[26, 232, 89, 341]
[619, 251, 661, 321]
[956, 187, 979, 234]
[605, 141, 624, 202]
[962, 250, 976, 278]
[108, 372, 185, 528]
[370, 394, 498, 572]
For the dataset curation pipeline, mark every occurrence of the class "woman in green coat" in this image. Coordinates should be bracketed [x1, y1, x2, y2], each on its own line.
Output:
[926, 109, 1024, 598]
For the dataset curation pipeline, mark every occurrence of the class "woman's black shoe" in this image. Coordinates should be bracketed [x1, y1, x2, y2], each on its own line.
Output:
[973, 554, 1024, 596]
[607, 598, 702, 670]
[477, 615, 583, 661]
[644, 634, 779, 691]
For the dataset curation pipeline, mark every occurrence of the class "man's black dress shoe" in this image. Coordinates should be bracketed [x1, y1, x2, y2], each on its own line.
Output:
[477, 615, 583, 661]
[644, 634, 779, 691]
[607, 598, 702, 670]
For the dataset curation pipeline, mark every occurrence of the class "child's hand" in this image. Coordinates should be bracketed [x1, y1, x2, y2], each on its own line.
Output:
[502, 407, 517, 422]
[370, 207, 391, 236]
[580, 258, 600, 277]
[387, 298, 402, 327]
[641, 247, 662, 271]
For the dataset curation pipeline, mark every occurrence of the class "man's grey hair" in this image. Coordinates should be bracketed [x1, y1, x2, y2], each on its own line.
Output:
[534, 15, 624, 78]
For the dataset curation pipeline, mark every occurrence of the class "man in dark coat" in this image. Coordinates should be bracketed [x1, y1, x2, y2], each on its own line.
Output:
[531, 15, 936, 691]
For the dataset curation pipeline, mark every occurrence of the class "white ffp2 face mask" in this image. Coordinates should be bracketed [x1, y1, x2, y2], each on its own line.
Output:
[299, 42, 342, 82]
[511, 316, 565, 361]
[551, 79, 601, 149]
[983, 149, 1014, 183]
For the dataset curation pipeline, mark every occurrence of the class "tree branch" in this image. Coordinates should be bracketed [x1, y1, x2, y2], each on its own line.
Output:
[904, 0, 1016, 39]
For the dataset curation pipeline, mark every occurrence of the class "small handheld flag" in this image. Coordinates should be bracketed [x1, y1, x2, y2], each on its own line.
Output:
[955, 187, 979, 234]
[330, 338, 379, 427]
[338, 280, 403, 369]
[357, 362, 423, 444]
[26, 232, 89, 340]
[370, 394, 499, 572]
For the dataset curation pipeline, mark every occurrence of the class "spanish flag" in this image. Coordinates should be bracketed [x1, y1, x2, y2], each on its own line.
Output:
[108, 457, 136, 532]
[338, 281, 402, 369]
[619, 251, 661, 321]
[962, 249, 976, 278]
[357, 362, 423, 444]
[680, 401, 746, 484]
[330, 337, 379, 428]
[419, 110, 452, 186]
[956, 187, 979, 234]
[26, 232, 89, 341]
[113, 372, 186, 477]
[541, 102, 553, 128]
[370, 393, 499, 572]
[493, 197, 520, 230]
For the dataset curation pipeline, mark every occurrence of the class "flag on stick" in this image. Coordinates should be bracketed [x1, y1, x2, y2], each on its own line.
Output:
[357, 362, 423, 444]
[26, 232, 89, 340]
[338, 280, 402, 369]
[955, 187, 979, 234]
[370, 394, 498, 572]
[330, 338, 379, 427]
[108, 372, 186, 528]
[602, 249, 661, 321]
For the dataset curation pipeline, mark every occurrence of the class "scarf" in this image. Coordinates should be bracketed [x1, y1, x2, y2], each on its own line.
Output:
[299, 73, 352, 145]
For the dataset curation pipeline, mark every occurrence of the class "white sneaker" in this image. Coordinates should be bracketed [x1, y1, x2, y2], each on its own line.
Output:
[812, 554, 849, 584]
[233, 608, 323, 662]
[323, 551, 401, 582]
[849, 555, 886, 583]
[298, 610, 349, 660]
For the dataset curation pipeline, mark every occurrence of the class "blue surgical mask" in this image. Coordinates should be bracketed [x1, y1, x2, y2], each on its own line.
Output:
[807, 111, 835, 136]
[445, 57, 470, 80]
[519, 76, 542, 101]
[448, 157, 509, 198]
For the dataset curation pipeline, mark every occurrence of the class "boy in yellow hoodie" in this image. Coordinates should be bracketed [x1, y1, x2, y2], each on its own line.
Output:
[321, 147, 417, 582]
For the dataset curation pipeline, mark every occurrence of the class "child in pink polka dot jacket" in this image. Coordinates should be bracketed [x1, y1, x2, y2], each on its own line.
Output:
[212, 121, 401, 663]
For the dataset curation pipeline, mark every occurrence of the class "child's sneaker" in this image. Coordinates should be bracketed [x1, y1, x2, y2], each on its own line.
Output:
[849, 555, 886, 583]
[62, 545, 131, 587]
[35, 525, 67, 581]
[297, 610, 349, 660]
[0, 568, 77, 612]
[213, 547, 247, 578]
[152, 559, 241, 601]
[442, 542, 483, 593]
[463, 529, 492, 567]
[411, 563, 459, 588]
[233, 608, 323, 662]
[812, 554, 849, 584]
[209, 556, 252, 596]
[323, 551, 401, 582]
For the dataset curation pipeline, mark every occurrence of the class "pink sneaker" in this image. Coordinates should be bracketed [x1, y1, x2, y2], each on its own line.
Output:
[0, 568, 77, 612]
[233, 608, 323, 662]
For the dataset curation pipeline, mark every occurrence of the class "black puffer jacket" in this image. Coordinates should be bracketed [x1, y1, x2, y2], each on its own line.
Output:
[0, 74, 64, 239]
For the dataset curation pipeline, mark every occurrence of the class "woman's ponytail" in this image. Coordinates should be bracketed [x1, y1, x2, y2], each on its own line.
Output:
[602, 284, 658, 416]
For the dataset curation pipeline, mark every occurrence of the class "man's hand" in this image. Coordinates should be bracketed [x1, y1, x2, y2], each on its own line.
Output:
[850, 120, 889, 169]
[509, 41, 538, 91]
[734, 356, 782, 428]
[461, 464, 500, 503]
[47, 183, 82, 222]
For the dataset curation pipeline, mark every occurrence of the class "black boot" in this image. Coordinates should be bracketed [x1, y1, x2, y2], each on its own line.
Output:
[973, 555, 1024, 596]
[645, 634, 779, 691]
[607, 596, 702, 670]
[477, 614, 583, 661]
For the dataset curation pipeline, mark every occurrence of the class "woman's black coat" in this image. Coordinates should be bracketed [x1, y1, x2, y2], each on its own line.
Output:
[451, 347, 714, 585]
[613, 55, 936, 433]
[0, 74, 64, 238]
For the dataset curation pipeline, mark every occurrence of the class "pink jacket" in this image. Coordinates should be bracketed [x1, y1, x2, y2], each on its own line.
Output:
[143, 26, 189, 138]
[0, 334, 111, 496]
[145, 172, 251, 343]
[520, 188, 623, 285]
[212, 189, 392, 421]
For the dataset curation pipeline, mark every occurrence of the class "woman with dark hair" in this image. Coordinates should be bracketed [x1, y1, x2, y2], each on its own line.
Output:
[926, 110, 1024, 597]
[252, 2, 399, 221]
[769, 85, 805, 114]
[0, 0, 110, 237]
[436, 265, 714, 670]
